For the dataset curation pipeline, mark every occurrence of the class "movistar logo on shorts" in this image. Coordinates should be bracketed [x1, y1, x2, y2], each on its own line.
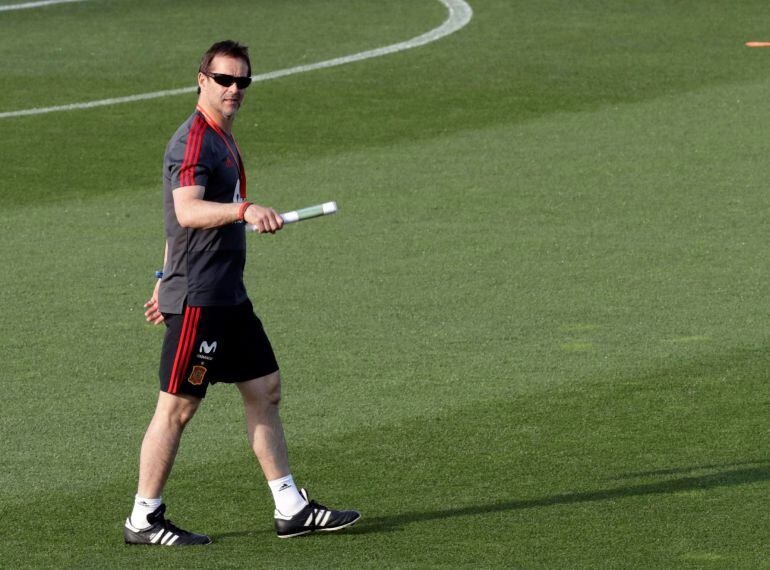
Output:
[199, 341, 218, 354]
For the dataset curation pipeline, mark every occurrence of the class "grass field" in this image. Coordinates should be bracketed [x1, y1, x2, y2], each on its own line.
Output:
[3, 0, 770, 567]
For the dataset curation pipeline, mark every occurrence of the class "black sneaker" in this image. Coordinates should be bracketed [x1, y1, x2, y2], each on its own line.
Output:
[124, 504, 212, 546]
[274, 488, 361, 538]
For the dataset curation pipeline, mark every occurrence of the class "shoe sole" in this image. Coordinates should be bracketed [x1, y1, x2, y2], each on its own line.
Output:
[277, 514, 361, 539]
[125, 540, 213, 546]
[126, 540, 214, 548]
[125, 537, 213, 546]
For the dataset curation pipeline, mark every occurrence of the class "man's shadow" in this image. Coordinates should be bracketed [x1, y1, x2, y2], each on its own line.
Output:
[347, 459, 770, 535]
[216, 459, 770, 539]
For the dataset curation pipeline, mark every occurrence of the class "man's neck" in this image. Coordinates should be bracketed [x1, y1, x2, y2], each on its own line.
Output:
[196, 101, 233, 134]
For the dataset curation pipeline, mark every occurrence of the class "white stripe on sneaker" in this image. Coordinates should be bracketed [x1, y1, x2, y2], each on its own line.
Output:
[320, 511, 332, 527]
[166, 534, 179, 546]
[151, 530, 164, 544]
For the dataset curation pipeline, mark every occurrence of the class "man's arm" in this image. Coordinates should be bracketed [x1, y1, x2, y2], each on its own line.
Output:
[143, 241, 168, 325]
[173, 185, 283, 233]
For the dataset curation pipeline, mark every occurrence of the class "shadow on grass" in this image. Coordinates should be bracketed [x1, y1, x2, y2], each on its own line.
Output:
[606, 459, 770, 481]
[347, 461, 770, 535]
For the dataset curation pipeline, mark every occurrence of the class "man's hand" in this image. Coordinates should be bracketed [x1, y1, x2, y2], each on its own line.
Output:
[244, 204, 284, 234]
[144, 279, 164, 325]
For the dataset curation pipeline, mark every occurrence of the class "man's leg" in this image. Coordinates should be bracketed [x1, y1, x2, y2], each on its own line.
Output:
[237, 371, 361, 537]
[238, 371, 306, 516]
[124, 390, 211, 545]
[237, 371, 291, 480]
[138, 391, 201, 498]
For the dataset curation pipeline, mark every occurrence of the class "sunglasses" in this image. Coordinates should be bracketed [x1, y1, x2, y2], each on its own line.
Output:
[204, 72, 252, 90]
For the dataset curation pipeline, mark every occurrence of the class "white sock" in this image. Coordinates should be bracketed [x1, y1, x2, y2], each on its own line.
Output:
[268, 474, 307, 517]
[130, 495, 162, 529]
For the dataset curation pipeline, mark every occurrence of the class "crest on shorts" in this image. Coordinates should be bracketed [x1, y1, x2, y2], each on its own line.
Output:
[188, 365, 207, 385]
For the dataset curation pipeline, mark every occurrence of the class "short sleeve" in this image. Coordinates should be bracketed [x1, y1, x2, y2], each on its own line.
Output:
[166, 115, 212, 190]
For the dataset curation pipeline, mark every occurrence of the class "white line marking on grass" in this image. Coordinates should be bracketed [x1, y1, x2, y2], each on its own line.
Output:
[0, 0, 473, 119]
[0, 0, 84, 12]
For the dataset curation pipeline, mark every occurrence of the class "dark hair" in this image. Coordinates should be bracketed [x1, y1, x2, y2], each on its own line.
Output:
[197, 40, 252, 94]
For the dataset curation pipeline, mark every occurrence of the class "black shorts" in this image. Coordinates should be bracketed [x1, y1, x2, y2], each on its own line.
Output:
[159, 299, 279, 398]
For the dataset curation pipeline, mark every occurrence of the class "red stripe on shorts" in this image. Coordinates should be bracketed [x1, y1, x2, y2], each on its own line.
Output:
[168, 306, 201, 394]
[167, 308, 192, 394]
[177, 306, 202, 393]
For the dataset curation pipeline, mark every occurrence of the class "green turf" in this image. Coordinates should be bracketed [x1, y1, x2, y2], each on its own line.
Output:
[3, 0, 770, 567]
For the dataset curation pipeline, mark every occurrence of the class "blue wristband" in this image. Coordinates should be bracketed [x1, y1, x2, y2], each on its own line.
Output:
[154, 271, 164, 279]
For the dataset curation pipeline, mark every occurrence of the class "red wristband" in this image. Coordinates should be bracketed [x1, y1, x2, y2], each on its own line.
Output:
[237, 201, 253, 222]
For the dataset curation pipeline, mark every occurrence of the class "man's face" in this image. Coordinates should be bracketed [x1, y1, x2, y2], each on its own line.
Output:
[198, 55, 250, 119]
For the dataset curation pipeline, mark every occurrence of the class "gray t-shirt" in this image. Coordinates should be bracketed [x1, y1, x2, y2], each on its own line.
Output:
[158, 109, 249, 314]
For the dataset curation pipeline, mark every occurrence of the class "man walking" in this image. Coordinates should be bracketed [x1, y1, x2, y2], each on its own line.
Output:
[124, 40, 360, 546]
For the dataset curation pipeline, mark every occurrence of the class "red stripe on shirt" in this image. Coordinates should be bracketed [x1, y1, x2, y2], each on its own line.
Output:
[187, 116, 207, 186]
[184, 118, 206, 186]
[180, 115, 206, 187]
[189, 122, 205, 185]
[180, 122, 195, 187]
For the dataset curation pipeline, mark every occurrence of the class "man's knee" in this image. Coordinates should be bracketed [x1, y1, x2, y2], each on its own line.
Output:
[239, 371, 282, 408]
[155, 391, 201, 427]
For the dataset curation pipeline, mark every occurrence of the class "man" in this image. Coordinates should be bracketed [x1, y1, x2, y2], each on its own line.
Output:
[124, 40, 360, 546]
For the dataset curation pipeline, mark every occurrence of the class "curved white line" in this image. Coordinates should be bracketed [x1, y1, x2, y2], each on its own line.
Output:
[0, 0, 84, 12]
[0, 0, 472, 120]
